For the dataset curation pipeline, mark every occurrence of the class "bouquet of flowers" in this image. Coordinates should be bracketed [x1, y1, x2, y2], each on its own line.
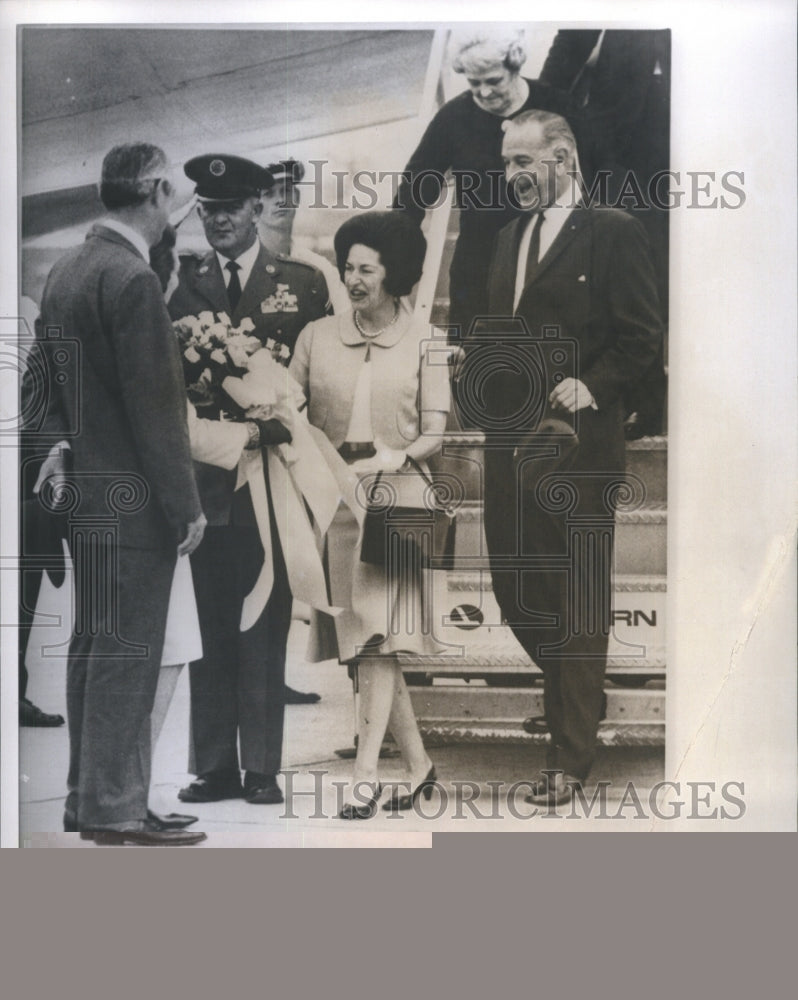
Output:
[173, 310, 262, 416]
[172, 309, 358, 629]
[173, 309, 303, 451]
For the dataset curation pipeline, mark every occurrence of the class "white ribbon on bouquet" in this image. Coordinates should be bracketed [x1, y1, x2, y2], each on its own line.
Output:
[223, 351, 361, 631]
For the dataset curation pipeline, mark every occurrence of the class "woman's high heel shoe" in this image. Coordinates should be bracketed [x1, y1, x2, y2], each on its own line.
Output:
[382, 766, 437, 812]
[338, 783, 383, 820]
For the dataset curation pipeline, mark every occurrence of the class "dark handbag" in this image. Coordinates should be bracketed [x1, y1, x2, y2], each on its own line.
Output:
[359, 457, 456, 570]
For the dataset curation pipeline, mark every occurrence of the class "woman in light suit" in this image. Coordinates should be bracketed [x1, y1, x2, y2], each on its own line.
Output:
[290, 212, 451, 819]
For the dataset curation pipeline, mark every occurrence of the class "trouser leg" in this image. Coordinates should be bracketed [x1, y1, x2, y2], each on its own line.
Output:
[542, 656, 607, 780]
[237, 519, 291, 777]
[18, 566, 42, 700]
[69, 542, 173, 828]
[188, 527, 241, 776]
[529, 521, 612, 782]
[485, 443, 613, 782]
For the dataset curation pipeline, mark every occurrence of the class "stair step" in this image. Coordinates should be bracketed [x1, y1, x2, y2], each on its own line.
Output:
[411, 685, 664, 747]
[411, 684, 664, 723]
[624, 435, 668, 501]
[444, 502, 667, 576]
[438, 432, 668, 450]
[447, 571, 665, 593]
[430, 433, 667, 503]
[417, 720, 665, 747]
[397, 634, 666, 676]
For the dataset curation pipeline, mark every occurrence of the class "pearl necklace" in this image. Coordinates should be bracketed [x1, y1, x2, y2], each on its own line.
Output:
[354, 302, 400, 338]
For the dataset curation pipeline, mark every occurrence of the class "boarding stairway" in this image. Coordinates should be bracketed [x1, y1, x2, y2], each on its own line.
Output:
[402, 201, 667, 747]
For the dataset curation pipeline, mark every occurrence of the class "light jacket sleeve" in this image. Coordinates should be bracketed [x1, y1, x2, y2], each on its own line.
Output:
[186, 402, 248, 469]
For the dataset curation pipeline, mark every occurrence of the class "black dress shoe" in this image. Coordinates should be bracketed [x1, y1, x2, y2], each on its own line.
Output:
[339, 783, 383, 820]
[82, 822, 207, 846]
[522, 693, 607, 735]
[522, 715, 548, 735]
[67, 811, 200, 834]
[382, 766, 437, 812]
[334, 741, 400, 760]
[177, 771, 244, 803]
[524, 773, 581, 807]
[283, 685, 321, 705]
[147, 809, 198, 829]
[244, 774, 284, 805]
[20, 698, 65, 727]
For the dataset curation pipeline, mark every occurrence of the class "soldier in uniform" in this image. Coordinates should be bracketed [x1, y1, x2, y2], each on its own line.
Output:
[259, 158, 350, 316]
[169, 153, 330, 805]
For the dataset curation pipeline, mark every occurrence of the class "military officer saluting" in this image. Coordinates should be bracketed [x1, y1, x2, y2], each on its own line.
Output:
[169, 153, 329, 806]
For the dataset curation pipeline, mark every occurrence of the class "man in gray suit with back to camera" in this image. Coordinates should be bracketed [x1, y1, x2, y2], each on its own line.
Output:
[37, 142, 208, 845]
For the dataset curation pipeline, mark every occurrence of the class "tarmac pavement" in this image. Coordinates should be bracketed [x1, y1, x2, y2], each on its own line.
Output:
[19, 574, 665, 846]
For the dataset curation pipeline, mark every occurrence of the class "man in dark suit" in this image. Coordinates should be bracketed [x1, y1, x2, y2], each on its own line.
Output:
[168, 154, 330, 806]
[464, 111, 661, 804]
[37, 142, 207, 845]
[540, 29, 670, 199]
[541, 29, 670, 434]
[18, 349, 66, 728]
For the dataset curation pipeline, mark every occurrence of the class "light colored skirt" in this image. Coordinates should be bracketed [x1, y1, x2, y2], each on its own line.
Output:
[161, 554, 202, 667]
[307, 502, 450, 664]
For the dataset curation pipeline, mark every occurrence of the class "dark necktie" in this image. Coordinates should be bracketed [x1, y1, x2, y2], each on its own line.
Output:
[225, 260, 242, 311]
[524, 211, 546, 285]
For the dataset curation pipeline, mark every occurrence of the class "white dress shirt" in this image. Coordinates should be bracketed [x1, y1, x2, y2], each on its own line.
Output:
[513, 185, 597, 410]
[101, 217, 151, 261]
[216, 236, 261, 294]
[513, 185, 579, 314]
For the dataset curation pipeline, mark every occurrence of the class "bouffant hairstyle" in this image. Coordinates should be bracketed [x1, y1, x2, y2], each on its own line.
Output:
[334, 212, 427, 298]
[450, 29, 527, 75]
[100, 142, 167, 210]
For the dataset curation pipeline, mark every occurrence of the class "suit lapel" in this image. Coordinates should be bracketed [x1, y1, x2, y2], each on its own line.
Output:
[528, 206, 590, 286]
[491, 218, 524, 314]
[234, 243, 278, 324]
[193, 251, 230, 314]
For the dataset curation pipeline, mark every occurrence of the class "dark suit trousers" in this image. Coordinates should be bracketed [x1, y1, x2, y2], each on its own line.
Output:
[18, 567, 41, 700]
[65, 541, 174, 827]
[19, 482, 68, 700]
[188, 517, 291, 778]
[482, 447, 610, 781]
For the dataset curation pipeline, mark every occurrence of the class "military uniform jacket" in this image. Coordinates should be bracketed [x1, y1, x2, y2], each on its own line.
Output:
[168, 241, 330, 525]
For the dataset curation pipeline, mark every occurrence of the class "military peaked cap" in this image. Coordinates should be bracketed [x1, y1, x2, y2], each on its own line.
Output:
[265, 159, 305, 185]
[184, 154, 273, 201]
